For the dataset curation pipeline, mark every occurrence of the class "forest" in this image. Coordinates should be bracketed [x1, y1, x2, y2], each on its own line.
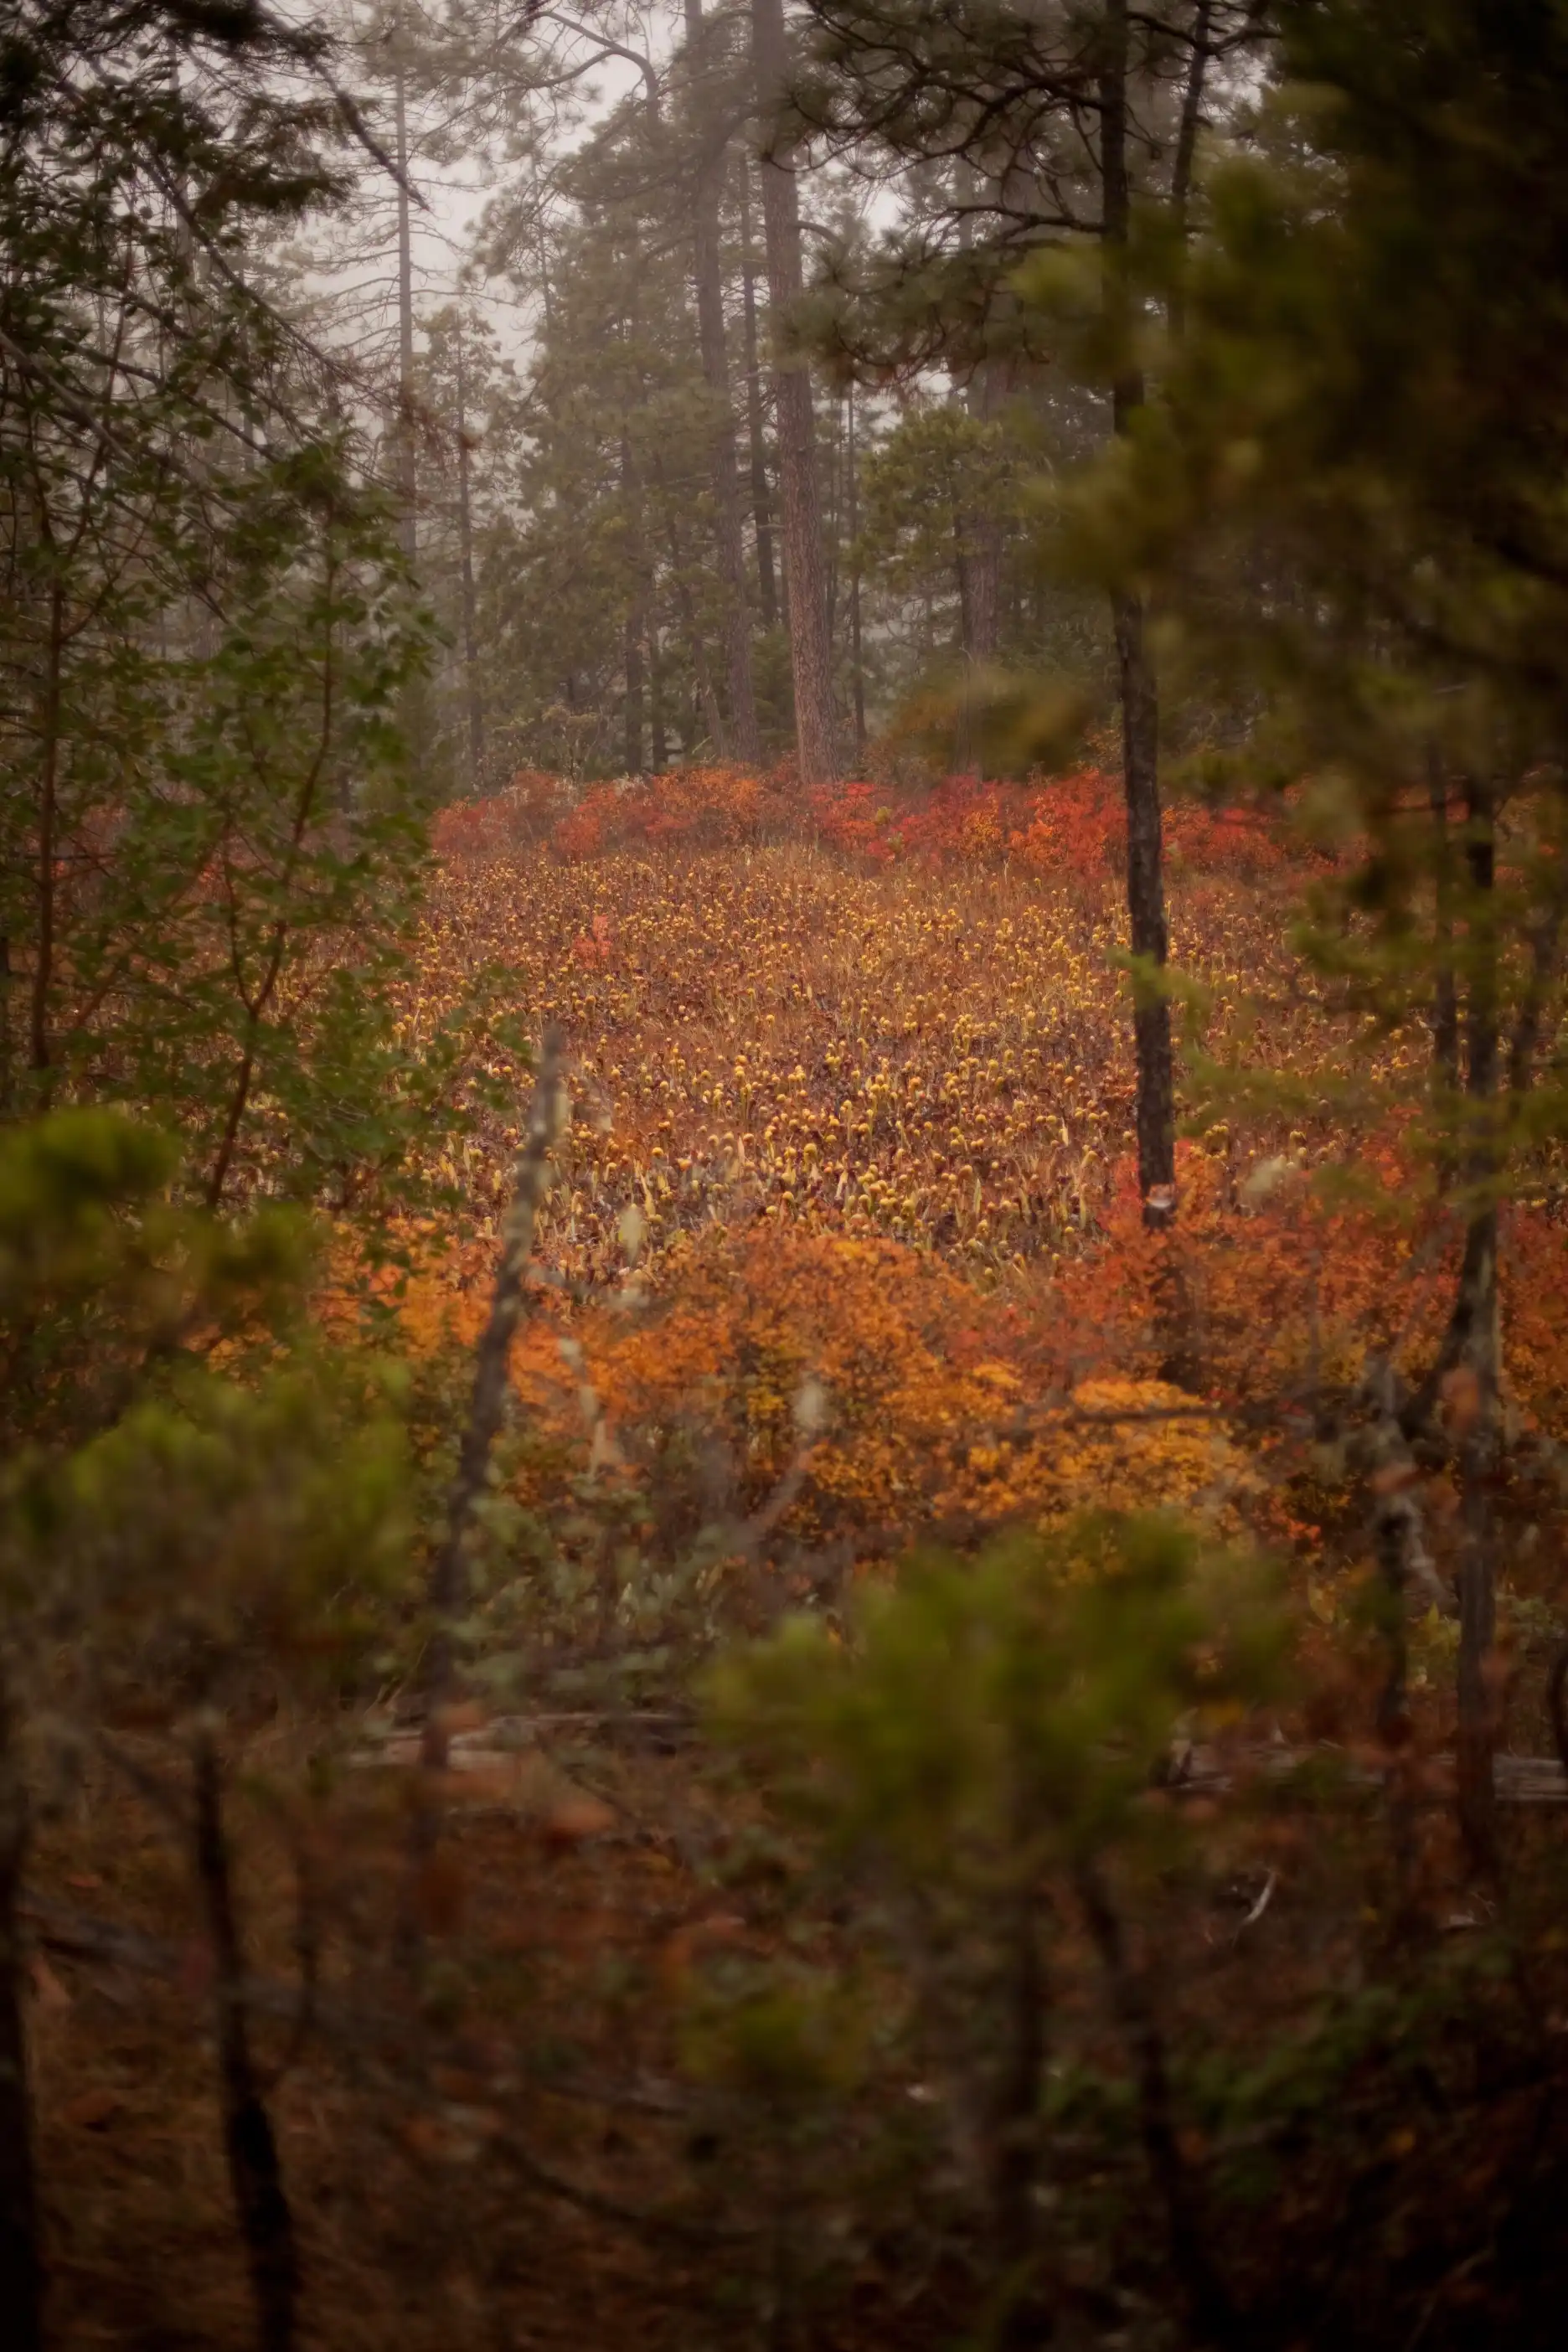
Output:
[6, 3, 1568, 2348]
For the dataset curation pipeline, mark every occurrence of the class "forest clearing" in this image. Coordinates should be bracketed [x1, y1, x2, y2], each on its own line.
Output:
[23, 798, 1568, 2352]
[9, 4, 1568, 2350]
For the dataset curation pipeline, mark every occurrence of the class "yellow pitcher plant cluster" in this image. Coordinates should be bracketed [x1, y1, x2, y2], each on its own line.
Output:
[405, 845, 1347, 1282]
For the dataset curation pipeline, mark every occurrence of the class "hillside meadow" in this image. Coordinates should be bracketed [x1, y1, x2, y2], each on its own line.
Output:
[23, 771, 1568, 2352]
[392, 776, 1568, 1706]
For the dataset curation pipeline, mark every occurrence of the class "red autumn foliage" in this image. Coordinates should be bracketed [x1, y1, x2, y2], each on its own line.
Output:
[432, 762, 1301, 883]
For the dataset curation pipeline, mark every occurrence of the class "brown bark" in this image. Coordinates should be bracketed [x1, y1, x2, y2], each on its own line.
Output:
[401, 1032, 568, 1973]
[624, 611, 646, 776]
[953, 160, 1012, 700]
[29, 579, 62, 1078]
[1101, 0, 1176, 1230]
[193, 1725, 297, 2352]
[1429, 750, 1461, 1099]
[987, 1786, 1048, 2346]
[658, 482, 727, 755]
[0, 934, 12, 1114]
[454, 323, 483, 788]
[649, 623, 668, 770]
[1171, 0, 1214, 230]
[621, 433, 646, 773]
[1076, 1854, 1235, 2347]
[750, 0, 838, 783]
[962, 356, 1008, 673]
[392, 32, 417, 570]
[0, 1670, 42, 2352]
[1454, 783, 1501, 1878]
[737, 157, 780, 630]
[1166, 0, 1214, 344]
[205, 570, 338, 1214]
[846, 383, 866, 761]
[684, 0, 761, 762]
[421, 1027, 568, 1772]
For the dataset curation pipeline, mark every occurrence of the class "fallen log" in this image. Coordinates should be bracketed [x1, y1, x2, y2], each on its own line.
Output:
[351, 1720, 1568, 1803]
[1164, 1741, 1568, 1804]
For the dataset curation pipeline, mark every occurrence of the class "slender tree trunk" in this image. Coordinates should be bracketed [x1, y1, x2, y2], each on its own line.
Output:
[1077, 1854, 1235, 2347]
[952, 490, 978, 772]
[621, 432, 646, 774]
[0, 934, 12, 1114]
[623, 614, 646, 776]
[672, 551, 726, 753]
[824, 395, 841, 637]
[1429, 749, 1461, 1103]
[963, 486, 1001, 673]
[1167, 0, 1214, 343]
[649, 622, 668, 770]
[954, 159, 1010, 729]
[846, 383, 866, 761]
[652, 451, 728, 753]
[988, 1772, 1048, 2347]
[31, 578, 64, 1077]
[1171, 0, 1213, 230]
[392, 34, 417, 570]
[750, 0, 838, 784]
[1101, 0, 1176, 1230]
[737, 157, 780, 630]
[454, 324, 483, 789]
[390, 21, 431, 791]
[0, 1669, 42, 2352]
[192, 1725, 297, 2352]
[421, 1030, 567, 1767]
[685, 1, 761, 762]
[1455, 781, 1501, 1877]
[962, 353, 1007, 678]
[953, 520, 976, 661]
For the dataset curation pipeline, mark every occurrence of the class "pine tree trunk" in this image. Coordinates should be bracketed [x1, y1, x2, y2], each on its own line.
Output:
[1429, 750, 1462, 1110]
[0, 1670, 42, 2352]
[1455, 781, 1501, 1876]
[391, 20, 428, 786]
[847, 383, 866, 761]
[624, 613, 646, 776]
[621, 433, 647, 774]
[192, 1727, 297, 2352]
[686, 0, 761, 762]
[1101, 0, 1176, 1230]
[750, 0, 837, 784]
[30, 579, 63, 1076]
[963, 356, 1007, 673]
[0, 934, 12, 1116]
[649, 623, 668, 770]
[953, 162, 1011, 764]
[1076, 1854, 1235, 2346]
[667, 524, 726, 755]
[737, 157, 780, 630]
[392, 36, 417, 570]
[454, 325, 483, 789]
[1172, 0, 1213, 230]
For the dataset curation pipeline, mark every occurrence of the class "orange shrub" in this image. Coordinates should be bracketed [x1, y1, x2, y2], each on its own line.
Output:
[505, 1227, 1256, 1568]
[549, 763, 797, 859]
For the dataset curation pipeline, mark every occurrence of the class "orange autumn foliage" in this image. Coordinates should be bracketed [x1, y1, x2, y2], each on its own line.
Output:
[502, 1228, 1256, 1564]
[384, 818, 1568, 1603]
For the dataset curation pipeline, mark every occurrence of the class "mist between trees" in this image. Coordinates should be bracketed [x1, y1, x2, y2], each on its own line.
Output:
[7, 6, 1568, 2352]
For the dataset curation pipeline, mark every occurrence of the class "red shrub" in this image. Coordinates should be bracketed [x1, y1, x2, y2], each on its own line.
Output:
[436, 761, 1302, 884]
